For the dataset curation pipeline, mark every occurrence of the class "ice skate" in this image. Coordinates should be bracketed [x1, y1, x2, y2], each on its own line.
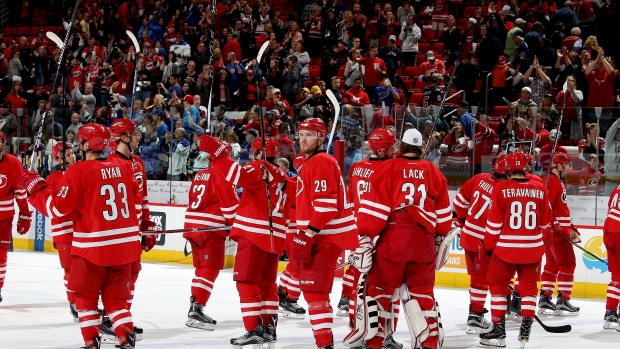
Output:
[537, 294, 558, 316]
[230, 326, 264, 349]
[113, 334, 135, 349]
[555, 294, 580, 316]
[507, 292, 522, 322]
[277, 285, 286, 306]
[466, 306, 492, 334]
[262, 324, 277, 349]
[279, 297, 306, 319]
[336, 295, 350, 317]
[518, 317, 533, 349]
[317, 344, 334, 349]
[100, 316, 119, 344]
[479, 316, 506, 347]
[382, 334, 403, 349]
[603, 310, 619, 329]
[133, 326, 143, 341]
[80, 336, 101, 349]
[185, 296, 217, 330]
[70, 303, 79, 323]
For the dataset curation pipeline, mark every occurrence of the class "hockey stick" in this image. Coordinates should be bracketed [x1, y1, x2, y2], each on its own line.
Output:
[255, 41, 274, 252]
[45, 32, 64, 48]
[326, 89, 341, 151]
[335, 262, 350, 271]
[544, 86, 568, 187]
[126, 30, 141, 120]
[394, 74, 410, 141]
[564, 237, 608, 265]
[29, 0, 83, 171]
[206, 0, 218, 135]
[507, 285, 572, 333]
[142, 226, 232, 235]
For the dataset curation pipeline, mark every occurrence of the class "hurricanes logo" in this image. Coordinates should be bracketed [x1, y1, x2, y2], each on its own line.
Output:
[0, 174, 7, 189]
[582, 236, 608, 273]
[296, 176, 304, 196]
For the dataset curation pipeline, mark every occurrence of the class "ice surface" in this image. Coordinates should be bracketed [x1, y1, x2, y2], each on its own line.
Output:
[1, 252, 618, 349]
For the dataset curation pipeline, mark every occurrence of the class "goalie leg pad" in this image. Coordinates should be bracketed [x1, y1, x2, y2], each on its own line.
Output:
[401, 285, 442, 349]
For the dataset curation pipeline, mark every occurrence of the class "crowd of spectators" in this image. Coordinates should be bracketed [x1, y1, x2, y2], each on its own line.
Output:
[0, 0, 619, 195]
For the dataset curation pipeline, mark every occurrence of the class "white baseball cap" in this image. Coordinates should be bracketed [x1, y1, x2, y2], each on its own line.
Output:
[402, 128, 423, 146]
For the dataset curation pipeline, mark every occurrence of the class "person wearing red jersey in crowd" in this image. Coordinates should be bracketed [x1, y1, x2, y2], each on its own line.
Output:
[293, 118, 358, 349]
[344, 128, 451, 349]
[538, 129, 568, 173]
[472, 115, 499, 174]
[361, 46, 387, 96]
[278, 155, 308, 319]
[0, 133, 31, 303]
[578, 154, 603, 196]
[20, 124, 142, 349]
[539, 153, 581, 316]
[69, 58, 85, 92]
[46, 142, 78, 320]
[584, 47, 616, 134]
[183, 134, 239, 331]
[603, 182, 620, 330]
[81, 37, 103, 61]
[343, 78, 371, 107]
[443, 121, 471, 185]
[453, 154, 508, 335]
[341, 128, 403, 349]
[431, 0, 450, 30]
[203, 135, 289, 348]
[516, 115, 551, 148]
[479, 151, 552, 348]
[106, 118, 157, 342]
[419, 51, 446, 86]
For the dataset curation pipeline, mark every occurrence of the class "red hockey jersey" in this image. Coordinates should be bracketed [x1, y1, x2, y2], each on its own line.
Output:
[45, 170, 74, 244]
[0, 154, 28, 221]
[29, 159, 142, 266]
[108, 152, 150, 224]
[346, 158, 387, 213]
[605, 184, 620, 234]
[213, 158, 289, 255]
[578, 167, 603, 196]
[484, 178, 552, 264]
[184, 167, 239, 238]
[296, 152, 358, 250]
[453, 173, 502, 251]
[542, 173, 572, 237]
[283, 177, 297, 234]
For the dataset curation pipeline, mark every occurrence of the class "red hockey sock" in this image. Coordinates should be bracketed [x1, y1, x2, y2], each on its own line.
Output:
[192, 268, 220, 305]
[409, 286, 438, 349]
[365, 285, 396, 349]
[107, 305, 135, 345]
[606, 279, 620, 311]
[305, 292, 334, 347]
[75, 295, 101, 346]
[0, 247, 8, 289]
[489, 286, 509, 323]
[236, 282, 262, 331]
[557, 266, 575, 300]
[127, 271, 139, 309]
[279, 268, 301, 300]
[469, 275, 488, 313]
[540, 270, 558, 298]
[517, 281, 538, 319]
[342, 266, 360, 299]
[259, 281, 278, 325]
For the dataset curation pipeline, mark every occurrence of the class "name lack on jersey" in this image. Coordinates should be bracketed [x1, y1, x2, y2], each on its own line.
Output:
[403, 169, 425, 179]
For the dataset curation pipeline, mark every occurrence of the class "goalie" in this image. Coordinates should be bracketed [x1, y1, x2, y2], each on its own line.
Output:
[344, 129, 452, 349]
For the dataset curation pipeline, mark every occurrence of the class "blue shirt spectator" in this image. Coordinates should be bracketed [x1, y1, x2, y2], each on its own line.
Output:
[372, 81, 400, 113]
[224, 53, 245, 92]
[456, 101, 474, 139]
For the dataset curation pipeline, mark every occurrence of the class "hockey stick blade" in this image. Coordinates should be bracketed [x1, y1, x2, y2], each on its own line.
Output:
[142, 226, 231, 235]
[126, 30, 140, 52]
[325, 89, 341, 151]
[46, 32, 64, 48]
[565, 237, 608, 265]
[508, 285, 571, 333]
[257, 41, 270, 65]
[126, 30, 141, 114]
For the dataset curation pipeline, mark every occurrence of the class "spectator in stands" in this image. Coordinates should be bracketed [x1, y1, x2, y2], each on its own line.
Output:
[343, 78, 370, 107]
[604, 117, 620, 195]
[584, 47, 616, 134]
[276, 101, 295, 132]
[440, 15, 461, 54]
[222, 130, 241, 163]
[472, 114, 498, 174]
[265, 59, 284, 91]
[397, 1, 416, 24]
[0, 103, 17, 153]
[456, 101, 474, 139]
[170, 34, 191, 73]
[578, 122, 605, 163]
[282, 55, 302, 102]
[453, 52, 480, 106]
[477, 24, 503, 74]
[161, 51, 180, 84]
[277, 158, 295, 177]
[181, 95, 202, 133]
[282, 22, 303, 51]
[8, 51, 24, 84]
[523, 57, 552, 105]
[29, 100, 46, 133]
[431, 0, 449, 30]
[399, 14, 421, 67]
[551, 22, 566, 50]
[212, 70, 231, 111]
[321, 44, 342, 84]
[372, 77, 400, 113]
[361, 45, 387, 96]
[538, 94, 560, 128]
[239, 69, 258, 108]
[551, 1, 580, 34]
[379, 35, 401, 81]
[305, 86, 330, 120]
[344, 134, 363, 178]
[556, 74, 584, 142]
[223, 31, 242, 64]
[276, 122, 296, 162]
[505, 18, 526, 60]
[419, 51, 446, 85]
[461, 18, 479, 60]
[516, 87, 537, 120]
[562, 26, 583, 53]
[524, 22, 545, 58]
[164, 127, 190, 181]
[225, 52, 245, 99]
[512, 30, 531, 76]
[290, 41, 310, 90]
[5, 82, 27, 118]
[344, 49, 364, 89]
[239, 128, 258, 162]
[64, 111, 82, 135]
[42, 112, 63, 143]
[72, 81, 96, 119]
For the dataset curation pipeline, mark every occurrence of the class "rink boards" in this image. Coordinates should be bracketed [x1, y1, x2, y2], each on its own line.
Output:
[11, 188, 612, 299]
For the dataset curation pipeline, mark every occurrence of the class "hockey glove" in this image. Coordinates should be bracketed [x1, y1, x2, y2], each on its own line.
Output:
[17, 211, 33, 235]
[454, 217, 465, 228]
[18, 170, 46, 197]
[141, 220, 157, 252]
[570, 224, 582, 243]
[352, 235, 375, 273]
[478, 241, 492, 260]
[552, 221, 568, 240]
[261, 161, 288, 184]
[293, 230, 315, 264]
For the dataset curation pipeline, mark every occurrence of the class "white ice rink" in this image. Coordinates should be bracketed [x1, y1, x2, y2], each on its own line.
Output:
[1, 252, 618, 349]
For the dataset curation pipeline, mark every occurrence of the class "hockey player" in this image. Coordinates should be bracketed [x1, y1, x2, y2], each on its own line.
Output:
[183, 134, 239, 330]
[20, 124, 142, 349]
[278, 154, 308, 319]
[539, 153, 581, 316]
[0, 133, 31, 303]
[603, 182, 620, 330]
[345, 128, 452, 349]
[453, 153, 508, 334]
[46, 142, 78, 321]
[292, 118, 358, 349]
[480, 151, 552, 348]
[107, 118, 157, 342]
[203, 135, 289, 348]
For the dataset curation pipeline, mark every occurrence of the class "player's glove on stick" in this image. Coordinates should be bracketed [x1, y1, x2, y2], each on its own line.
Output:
[141, 220, 157, 252]
[19, 170, 46, 196]
[17, 211, 33, 235]
[478, 241, 492, 260]
[353, 235, 375, 273]
[293, 230, 315, 264]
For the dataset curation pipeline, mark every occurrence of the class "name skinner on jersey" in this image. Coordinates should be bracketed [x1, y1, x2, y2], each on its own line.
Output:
[101, 166, 122, 179]
[501, 188, 545, 199]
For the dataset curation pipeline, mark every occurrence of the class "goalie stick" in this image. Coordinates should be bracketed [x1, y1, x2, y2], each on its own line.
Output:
[125, 30, 141, 120]
[508, 285, 572, 333]
[394, 74, 411, 141]
[325, 89, 341, 151]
